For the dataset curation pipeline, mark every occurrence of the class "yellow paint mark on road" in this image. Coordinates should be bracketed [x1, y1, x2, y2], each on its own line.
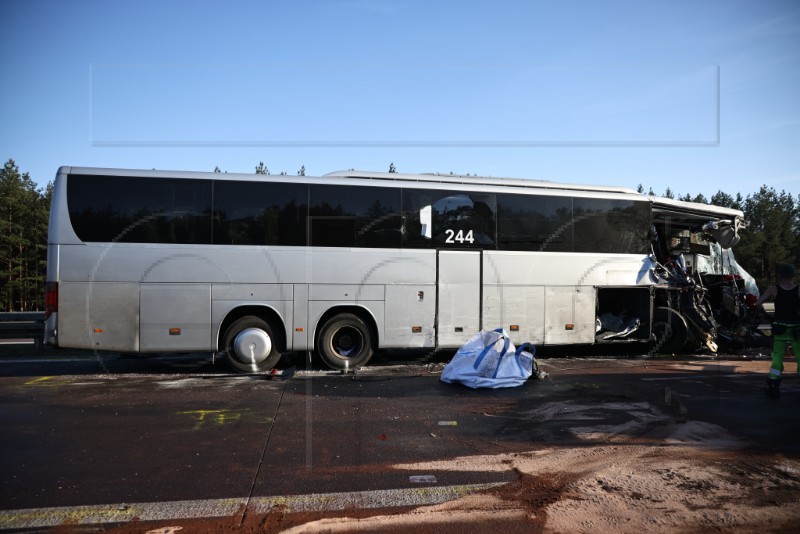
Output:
[23, 376, 60, 387]
[177, 409, 246, 430]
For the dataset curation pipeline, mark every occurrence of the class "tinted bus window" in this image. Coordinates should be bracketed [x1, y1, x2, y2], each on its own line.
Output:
[214, 181, 307, 246]
[68, 175, 212, 244]
[496, 194, 573, 252]
[309, 185, 402, 248]
[573, 198, 650, 253]
[402, 189, 496, 249]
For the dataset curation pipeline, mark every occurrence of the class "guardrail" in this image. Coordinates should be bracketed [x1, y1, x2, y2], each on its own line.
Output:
[0, 312, 45, 350]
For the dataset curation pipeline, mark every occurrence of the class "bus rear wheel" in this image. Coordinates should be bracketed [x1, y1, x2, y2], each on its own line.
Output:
[317, 313, 374, 370]
[223, 316, 282, 373]
[652, 306, 689, 354]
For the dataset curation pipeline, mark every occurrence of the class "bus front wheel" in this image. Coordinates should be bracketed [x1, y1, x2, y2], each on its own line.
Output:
[317, 313, 374, 370]
[223, 316, 282, 373]
[652, 306, 689, 354]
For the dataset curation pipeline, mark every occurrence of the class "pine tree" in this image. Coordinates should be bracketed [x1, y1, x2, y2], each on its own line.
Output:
[298, 165, 306, 176]
[255, 161, 269, 175]
[388, 162, 396, 173]
[735, 186, 797, 287]
[0, 160, 48, 310]
[710, 190, 735, 208]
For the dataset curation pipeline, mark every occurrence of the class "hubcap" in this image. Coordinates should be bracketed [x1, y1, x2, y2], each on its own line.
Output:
[232, 328, 272, 364]
[331, 326, 364, 358]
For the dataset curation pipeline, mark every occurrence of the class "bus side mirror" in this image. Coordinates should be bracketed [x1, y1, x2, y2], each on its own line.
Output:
[702, 218, 742, 249]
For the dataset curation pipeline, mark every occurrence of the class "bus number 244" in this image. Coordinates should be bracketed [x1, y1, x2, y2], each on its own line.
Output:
[444, 229, 475, 244]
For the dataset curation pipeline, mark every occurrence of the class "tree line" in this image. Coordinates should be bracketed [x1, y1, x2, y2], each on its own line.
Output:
[1, 158, 798, 310]
[0, 160, 51, 311]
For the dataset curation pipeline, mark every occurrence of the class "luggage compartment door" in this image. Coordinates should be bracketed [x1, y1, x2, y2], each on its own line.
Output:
[544, 286, 596, 344]
[140, 283, 212, 351]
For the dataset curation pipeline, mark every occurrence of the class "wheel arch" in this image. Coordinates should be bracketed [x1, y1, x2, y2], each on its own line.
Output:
[216, 305, 287, 353]
[313, 305, 379, 351]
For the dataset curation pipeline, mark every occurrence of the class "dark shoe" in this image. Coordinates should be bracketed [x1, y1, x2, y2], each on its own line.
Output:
[766, 380, 781, 398]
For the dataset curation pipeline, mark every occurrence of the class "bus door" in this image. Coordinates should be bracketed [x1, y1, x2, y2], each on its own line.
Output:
[437, 250, 482, 348]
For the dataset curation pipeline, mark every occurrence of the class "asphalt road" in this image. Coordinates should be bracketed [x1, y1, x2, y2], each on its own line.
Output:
[0, 344, 798, 531]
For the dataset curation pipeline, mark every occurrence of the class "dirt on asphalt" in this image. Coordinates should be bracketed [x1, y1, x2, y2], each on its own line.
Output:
[85, 355, 800, 534]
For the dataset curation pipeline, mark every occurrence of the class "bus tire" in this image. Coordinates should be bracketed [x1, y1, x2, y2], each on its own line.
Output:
[652, 306, 689, 354]
[317, 313, 374, 370]
[223, 316, 282, 373]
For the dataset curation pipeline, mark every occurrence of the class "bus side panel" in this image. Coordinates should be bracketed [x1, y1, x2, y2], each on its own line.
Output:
[58, 282, 140, 351]
[483, 252, 547, 345]
[140, 283, 211, 351]
[292, 284, 309, 350]
[483, 285, 545, 345]
[383, 284, 436, 348]
[544, 286, 596, 344]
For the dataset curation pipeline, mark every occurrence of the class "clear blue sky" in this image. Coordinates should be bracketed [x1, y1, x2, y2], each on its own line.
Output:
[1, 0, 798, 199]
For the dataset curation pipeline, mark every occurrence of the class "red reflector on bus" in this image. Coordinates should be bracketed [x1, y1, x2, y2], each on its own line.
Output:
[565, 324, 575, 330]
[411, 326, 422, 333]
[510, 325, 520, 332]
[45, 282, 58, 319]
[295, 327, 304, 332]
[169, 328, 181, 335]
[93, 328, 103, 333]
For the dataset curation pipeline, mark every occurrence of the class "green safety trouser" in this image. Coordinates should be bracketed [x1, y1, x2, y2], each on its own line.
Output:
[768, 323, 800, 383]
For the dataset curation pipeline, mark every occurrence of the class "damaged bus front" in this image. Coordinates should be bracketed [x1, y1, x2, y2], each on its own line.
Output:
[645, 197, 759, 353]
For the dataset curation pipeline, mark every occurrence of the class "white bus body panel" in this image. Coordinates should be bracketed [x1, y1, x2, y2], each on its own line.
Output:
[140, 283, 212, 351]
[58, 281, 140, 351]
[292, 284, 309, 349]
[483, 285, 546, 345]
[383, 284, 436, 348]
[54, 240, 436, 352]
[544, 286, 596, 344]
[437, 251, 482, 348]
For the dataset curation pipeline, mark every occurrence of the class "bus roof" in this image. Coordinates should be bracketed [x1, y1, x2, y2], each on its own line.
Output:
[648, 195, 744, 221]
[324, 169, 641, 195]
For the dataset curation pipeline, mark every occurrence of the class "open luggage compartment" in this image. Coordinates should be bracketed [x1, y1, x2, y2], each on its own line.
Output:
[595, 286, 653, 343]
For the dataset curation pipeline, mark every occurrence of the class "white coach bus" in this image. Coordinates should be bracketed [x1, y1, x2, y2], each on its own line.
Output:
[44, 167, 746, 371]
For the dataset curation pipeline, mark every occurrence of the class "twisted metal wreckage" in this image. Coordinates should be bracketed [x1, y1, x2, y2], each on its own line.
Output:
[645, 202, 765, 353]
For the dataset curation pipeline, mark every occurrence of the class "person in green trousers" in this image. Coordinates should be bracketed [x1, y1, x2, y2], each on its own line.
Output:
[755, 264, 800, 397]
